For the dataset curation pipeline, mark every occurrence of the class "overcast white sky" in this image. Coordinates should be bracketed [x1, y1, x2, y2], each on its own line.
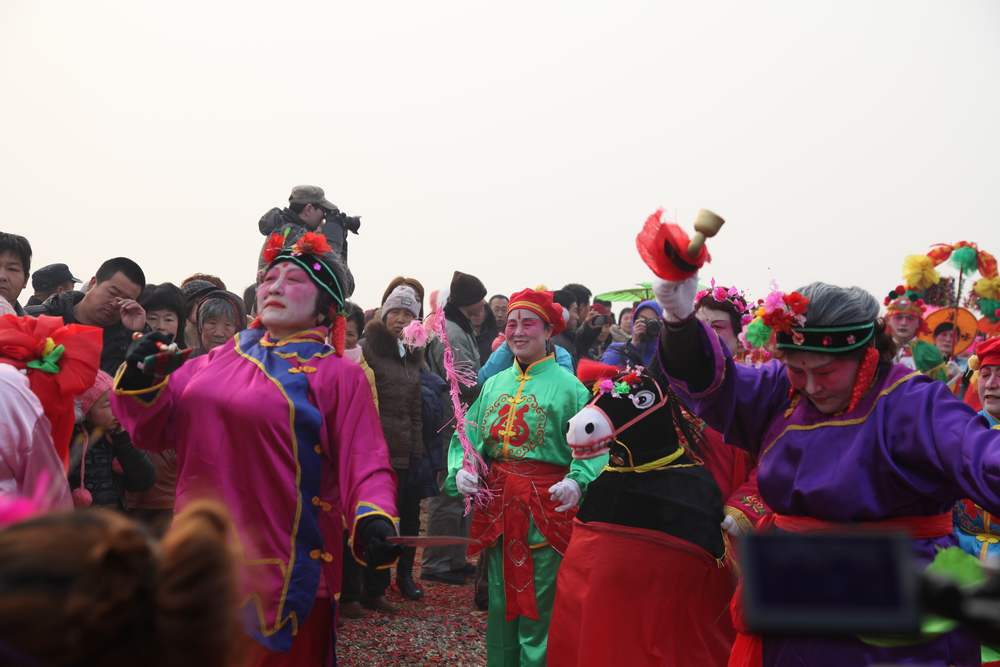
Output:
[1, 1, 997, 310]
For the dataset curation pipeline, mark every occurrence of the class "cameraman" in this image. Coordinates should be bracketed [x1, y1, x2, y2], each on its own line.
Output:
[600, 300, 662, 368]
[256, 185, 358, 294]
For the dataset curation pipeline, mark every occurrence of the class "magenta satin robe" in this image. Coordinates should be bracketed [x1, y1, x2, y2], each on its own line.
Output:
[112, 327, 397, 652]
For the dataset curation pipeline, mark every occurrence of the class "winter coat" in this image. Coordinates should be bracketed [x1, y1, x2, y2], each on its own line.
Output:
[257, 207, 356, 295]
[412, 369, 449, 499]
[426, 307, 482, 437]
[25, 291, 137, 375]
[361, 320, 424, 470]
[69, 427, 155, 510]
[475, 307, 500, 366]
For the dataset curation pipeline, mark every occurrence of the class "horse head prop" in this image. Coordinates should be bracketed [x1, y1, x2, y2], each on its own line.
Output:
[566, 361, 702, 470]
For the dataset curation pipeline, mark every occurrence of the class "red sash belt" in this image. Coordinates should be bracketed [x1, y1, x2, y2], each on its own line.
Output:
[729, 511, 953, 667]
[470, 460, 573, 621]
[772, 511, 953, 539]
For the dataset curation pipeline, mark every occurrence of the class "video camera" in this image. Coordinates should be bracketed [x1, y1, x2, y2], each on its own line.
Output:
[741, 532, 1000, 644]
[327, 209, 361, 235]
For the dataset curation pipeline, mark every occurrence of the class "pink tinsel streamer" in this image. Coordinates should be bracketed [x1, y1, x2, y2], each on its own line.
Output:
[432, 313, 492, 514]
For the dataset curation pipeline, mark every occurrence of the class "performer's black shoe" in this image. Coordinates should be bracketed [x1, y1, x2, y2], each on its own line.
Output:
[362, 595, 398, 614]
[421, 569, 466, 585]
[397, 571, 425, 600]
[454, 563, 477, 577]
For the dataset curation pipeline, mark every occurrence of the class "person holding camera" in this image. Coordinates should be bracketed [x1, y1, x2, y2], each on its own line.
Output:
[600, 299, 662, 368]
[257, 185, 358, 293]
[582, 303, 614, 361]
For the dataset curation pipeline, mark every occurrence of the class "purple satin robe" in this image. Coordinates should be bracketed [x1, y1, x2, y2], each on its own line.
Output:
[663, 320, 1000, 667]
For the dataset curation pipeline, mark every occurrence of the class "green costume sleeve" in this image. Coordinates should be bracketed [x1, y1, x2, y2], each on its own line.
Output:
[565, 382, 609, 489]
[442, 388, 487, 496]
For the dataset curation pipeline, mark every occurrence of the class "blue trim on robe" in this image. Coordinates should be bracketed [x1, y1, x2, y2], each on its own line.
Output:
[237, 327, 327, 652]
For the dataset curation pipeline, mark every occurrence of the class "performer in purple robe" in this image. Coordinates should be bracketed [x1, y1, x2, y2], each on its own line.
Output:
[651, 273, 1000, 667]
[112, 231, 399, 667]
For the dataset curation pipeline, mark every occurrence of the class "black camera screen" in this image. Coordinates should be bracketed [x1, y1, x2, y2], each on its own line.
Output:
[741, 532, 920, 636]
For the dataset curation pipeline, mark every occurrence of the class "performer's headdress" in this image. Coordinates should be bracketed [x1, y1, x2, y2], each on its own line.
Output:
[696, 279, 751, 333]
[260, 230, 347, 354]
[969, 337, 1000, 372]
[506, 288, 566, 335]
[745, 285, 880, 412]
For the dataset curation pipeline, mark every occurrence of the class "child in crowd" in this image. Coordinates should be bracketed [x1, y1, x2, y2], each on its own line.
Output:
[69, 371, 155, 510]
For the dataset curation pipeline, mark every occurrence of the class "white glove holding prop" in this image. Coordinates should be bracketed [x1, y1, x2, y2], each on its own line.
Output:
[456, 469, 480, 495]
[721, 514, 748, 537]
[653, 274, 700, 323]
[548, 478, 582, 512]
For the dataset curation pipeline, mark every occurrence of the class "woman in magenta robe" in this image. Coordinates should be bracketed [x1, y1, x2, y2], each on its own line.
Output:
[113, 232, 399, 666]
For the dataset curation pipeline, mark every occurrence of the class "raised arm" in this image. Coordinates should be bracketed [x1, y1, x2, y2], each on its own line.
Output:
[656, 316, 790, 453]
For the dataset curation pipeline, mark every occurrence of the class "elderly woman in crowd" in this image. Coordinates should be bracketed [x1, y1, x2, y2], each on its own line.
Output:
[361, 282, 426, 607]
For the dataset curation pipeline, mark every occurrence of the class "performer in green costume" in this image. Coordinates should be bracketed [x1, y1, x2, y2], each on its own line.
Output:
[443, 288, 607, 666]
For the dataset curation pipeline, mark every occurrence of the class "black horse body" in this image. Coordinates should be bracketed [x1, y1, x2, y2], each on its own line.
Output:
[567, 367, 725, 559]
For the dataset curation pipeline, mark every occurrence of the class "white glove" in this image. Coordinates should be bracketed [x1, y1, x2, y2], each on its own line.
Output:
[653, 274, 700, 323]
[721, 514, 747, 537]
[548, 478, 582, 512]
[456, 469, 480, 495]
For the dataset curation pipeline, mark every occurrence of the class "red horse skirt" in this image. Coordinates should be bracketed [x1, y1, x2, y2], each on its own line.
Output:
[548, 520, 735, 667]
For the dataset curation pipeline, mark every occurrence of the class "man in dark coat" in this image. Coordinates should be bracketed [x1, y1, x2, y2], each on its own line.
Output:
[26, 257, 147, 374]
[257, 185, 358, 295]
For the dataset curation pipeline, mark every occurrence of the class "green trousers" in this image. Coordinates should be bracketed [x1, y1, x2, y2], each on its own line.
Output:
[485, 521, 562, 667]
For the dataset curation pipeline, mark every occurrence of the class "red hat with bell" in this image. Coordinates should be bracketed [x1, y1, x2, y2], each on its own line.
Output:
[507, 288, 566, 335]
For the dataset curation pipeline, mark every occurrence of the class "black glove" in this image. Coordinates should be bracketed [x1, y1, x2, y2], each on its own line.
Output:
[359, 517, 401, 569]
[119, 331, 174, 390]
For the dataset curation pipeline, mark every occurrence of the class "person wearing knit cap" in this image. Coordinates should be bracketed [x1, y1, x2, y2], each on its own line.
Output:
[113, 231, 398, 664]
[422, 270, 488, 585]
[444, 288, 608, 667]
[359, 282, 426, 609]
[69, 370, 155, 510]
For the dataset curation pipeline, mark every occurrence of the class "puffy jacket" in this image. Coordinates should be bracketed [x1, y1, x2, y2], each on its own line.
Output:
[361, 320, 424, 469]
[68, 428, 155, 510]
[412, 369, 449, 499]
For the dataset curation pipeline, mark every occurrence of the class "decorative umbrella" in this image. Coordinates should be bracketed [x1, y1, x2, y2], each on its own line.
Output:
[594, 283, 654, 303]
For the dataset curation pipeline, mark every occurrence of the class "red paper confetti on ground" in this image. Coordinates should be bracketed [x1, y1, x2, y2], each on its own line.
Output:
[337, 560, 488, 667]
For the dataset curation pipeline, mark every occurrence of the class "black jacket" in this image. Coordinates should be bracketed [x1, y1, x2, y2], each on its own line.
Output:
[25, 291, 136, 374]
[69, 429, 155, 510]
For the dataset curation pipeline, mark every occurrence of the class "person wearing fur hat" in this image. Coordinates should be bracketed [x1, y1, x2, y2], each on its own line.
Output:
[112, 231, 399, 665]
[422, 270, 488, 585]
[361, 283, 426, 607]
[444, 288, 608, 667]
[69, 370, 155, 510]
